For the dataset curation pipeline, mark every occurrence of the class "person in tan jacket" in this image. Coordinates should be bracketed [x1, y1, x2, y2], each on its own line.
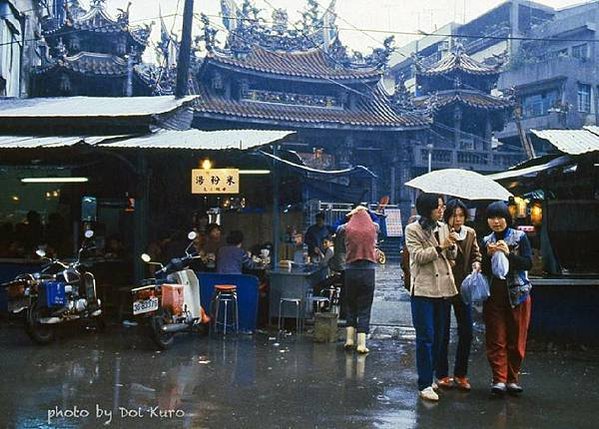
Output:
[405, 193, 458, 402]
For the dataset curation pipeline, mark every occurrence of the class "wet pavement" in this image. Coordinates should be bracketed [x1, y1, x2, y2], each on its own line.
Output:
[1, 264, 598, 428]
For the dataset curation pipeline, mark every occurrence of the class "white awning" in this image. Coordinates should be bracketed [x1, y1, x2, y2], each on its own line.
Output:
[0, 96, 197, 118]
[488, 155, 573, 181]
[0, 130, 293, 151]
[531, 128, 599, 155]
[0, 135, 131, 149]
[97, 129, 294, 150]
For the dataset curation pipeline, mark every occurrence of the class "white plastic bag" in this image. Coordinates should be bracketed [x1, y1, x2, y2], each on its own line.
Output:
[460, 271, 490, 304]
[491, 252, 509, 279]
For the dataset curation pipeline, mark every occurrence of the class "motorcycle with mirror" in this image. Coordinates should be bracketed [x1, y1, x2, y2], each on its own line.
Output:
[2, 229, 104, 344]
[131, 231, 209, 349]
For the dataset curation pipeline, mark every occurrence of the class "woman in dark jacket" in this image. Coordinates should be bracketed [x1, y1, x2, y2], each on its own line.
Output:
[481, 201, 533, 396]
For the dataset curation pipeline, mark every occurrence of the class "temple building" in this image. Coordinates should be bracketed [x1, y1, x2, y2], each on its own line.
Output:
[410, 44, 517, 174]
[142, 0, 436, 220]
[28, 0, 517, 223]
[31, 0, 153, 97]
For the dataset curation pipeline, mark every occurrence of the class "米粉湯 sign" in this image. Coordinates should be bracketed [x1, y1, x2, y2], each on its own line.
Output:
[191, 169, 239, 194]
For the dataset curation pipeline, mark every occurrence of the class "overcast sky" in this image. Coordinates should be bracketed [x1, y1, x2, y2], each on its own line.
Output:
[103, 0, 590, 61]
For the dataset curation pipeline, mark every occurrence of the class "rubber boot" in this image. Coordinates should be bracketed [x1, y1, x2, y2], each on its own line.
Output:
[356, 333, 369, 354]
[344, 327, 356, 349]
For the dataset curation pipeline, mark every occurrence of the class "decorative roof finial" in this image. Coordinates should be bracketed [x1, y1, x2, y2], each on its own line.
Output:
[199, 14, 218, 53]
[272, 9, 288, 34]
[392, 76, 415, 111]
[365, 36, 395, 69]
[56, 38, 67, 58]
[117, 2, 132, 24]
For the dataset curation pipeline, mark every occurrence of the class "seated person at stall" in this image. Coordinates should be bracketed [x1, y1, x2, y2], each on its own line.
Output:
[319, 237, 335, 269]
[314, 236, 344, 297]
[217, 230, 259, 274]
[304, 212, 333, 261]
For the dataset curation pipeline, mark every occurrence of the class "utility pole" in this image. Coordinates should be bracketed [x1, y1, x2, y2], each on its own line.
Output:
[271, 145, 280, 267]
[175, 0, 194, 98]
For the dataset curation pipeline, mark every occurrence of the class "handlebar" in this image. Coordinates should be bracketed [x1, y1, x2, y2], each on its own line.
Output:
[155, 254, 200, 277]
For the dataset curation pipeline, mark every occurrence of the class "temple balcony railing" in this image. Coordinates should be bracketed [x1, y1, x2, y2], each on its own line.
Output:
[412, 146, 526, 172]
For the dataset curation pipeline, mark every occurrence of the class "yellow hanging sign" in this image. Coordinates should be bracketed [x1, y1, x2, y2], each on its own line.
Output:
[191, 168, 239, 194]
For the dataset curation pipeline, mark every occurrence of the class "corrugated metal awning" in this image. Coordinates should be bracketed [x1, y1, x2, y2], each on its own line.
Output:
[0, 96, 197, 118]
[531, 128, 599, 155]
[97, 130, 294, 150]
[488, 155, 573, 181]
[0, 130, 293, 151]
[0, 135, 131, 149]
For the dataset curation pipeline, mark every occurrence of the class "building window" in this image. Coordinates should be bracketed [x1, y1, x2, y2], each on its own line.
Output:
[572, 44, 588, 60]
[522, 90, 559, 118]
[577, 83, 591, 113]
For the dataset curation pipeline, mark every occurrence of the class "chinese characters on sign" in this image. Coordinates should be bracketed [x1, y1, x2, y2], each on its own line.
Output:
[191, 169, 239, 194]
[384, 208, 403, 237]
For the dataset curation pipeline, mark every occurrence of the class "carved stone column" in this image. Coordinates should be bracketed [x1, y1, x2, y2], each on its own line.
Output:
[338, 134, 354, 169]
[453, 105, 462, 149]
[484, 113, 493, 152]
[390, 141, 399, 204]
[396, 141, 413, 227]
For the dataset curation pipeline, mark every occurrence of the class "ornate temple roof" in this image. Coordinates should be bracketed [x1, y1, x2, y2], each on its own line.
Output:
[43, 0, 151, 49]
[195, 0, 393, 83]
[414, 90, 514, 111]
[415, 46, 502, 77]
[194, 85, 430, 130]
[204, 46, 382, 82]
[33, 52, 129, 76]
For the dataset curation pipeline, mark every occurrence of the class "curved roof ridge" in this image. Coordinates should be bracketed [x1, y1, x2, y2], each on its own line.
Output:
[417, 50, 501, 76]
[206, 46, 381, 81]
[77, 2, 118, 26]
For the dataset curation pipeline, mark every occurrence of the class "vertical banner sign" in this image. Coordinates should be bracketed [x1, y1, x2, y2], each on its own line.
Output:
[192, 169, 239, 194]
[384, 208, 403, 237]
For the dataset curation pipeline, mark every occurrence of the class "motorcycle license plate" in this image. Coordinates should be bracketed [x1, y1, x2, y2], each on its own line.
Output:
[133, 297, 159, 315]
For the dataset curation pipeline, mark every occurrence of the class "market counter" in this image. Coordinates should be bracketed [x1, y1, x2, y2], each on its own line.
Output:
[267, 265, 328, 321]
[529, 276, 599, 345]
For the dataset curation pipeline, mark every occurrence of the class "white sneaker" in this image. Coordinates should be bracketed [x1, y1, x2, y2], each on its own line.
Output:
[491, 382, 507, 395]
[507, 383, 523, 394]
[419, 386, 439, 402]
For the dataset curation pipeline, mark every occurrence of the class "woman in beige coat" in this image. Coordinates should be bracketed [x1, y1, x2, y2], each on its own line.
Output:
[405, 193, 458, 402]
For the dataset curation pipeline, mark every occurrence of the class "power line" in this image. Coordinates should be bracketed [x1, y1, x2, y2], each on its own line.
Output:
[201, 13, 599, 45]
[0, 13, 180, 49]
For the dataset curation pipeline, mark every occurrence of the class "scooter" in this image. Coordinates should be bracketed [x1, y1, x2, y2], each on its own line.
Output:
[21, 230, 104, 344]
[131, 231, 209, 349]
